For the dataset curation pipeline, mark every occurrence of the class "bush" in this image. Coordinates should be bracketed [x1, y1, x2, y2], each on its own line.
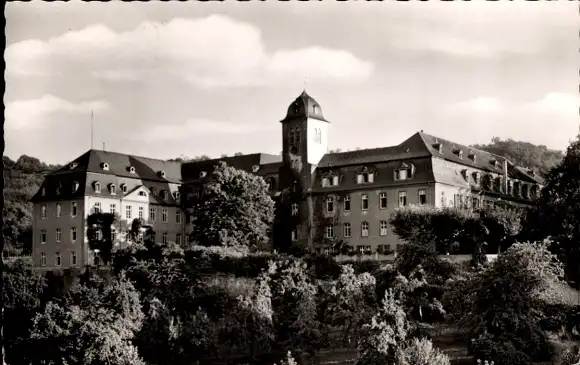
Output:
[396, 338, 450, 365]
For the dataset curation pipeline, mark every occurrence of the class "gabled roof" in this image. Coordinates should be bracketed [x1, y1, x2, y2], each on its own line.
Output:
[181, 153, 282, 182]
[124, 185, 165, 205]
[50, 149, 183, 183]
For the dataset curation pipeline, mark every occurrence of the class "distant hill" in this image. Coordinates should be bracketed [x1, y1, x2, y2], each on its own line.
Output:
[3, 155, 62, 256]
[471, 137, 564, 177]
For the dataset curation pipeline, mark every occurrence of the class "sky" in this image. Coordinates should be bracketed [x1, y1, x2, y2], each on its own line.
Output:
[5, 1, 579, 164]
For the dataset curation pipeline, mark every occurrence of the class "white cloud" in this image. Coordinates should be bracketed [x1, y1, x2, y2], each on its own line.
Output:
[5, 94, 110, 130]
[136, 117, 274, 142]
[446, 97, 503, 114]
[5, 15, 373, 87]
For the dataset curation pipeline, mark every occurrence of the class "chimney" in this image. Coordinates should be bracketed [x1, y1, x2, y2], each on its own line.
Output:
[503, 159, 509, 193]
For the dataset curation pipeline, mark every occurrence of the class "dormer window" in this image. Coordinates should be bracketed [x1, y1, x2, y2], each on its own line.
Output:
[128, 166, 136, 174]
[160, 190, 168, 201]
[94, 182, 101, 193]
[138, 191, 146, 197]
[72, 181, 79, 193]
[433, 143, 443, 154]
[490, 159, 499, 169]
[357, 171, 374, 184]
[252, 165, 260, 173]
[101, 162, 110, 171]
[472, 172, 481, 185]
[158, 171, 166, 178]
[150, 187, 157, 195]
[174, 191, 181, 202]
[468, 153, 477, 163]
[121, 184, 127, 194]
[394, 163, 415, 181]
[199, 171, 207, 178]
[109, 184, 116, 195]
[69, 162, 78, 170]
[461, 169, 468, 181]
[322, 177, 329, 187]
[455, 150, 464, 159]
[313, 105, 319, 114]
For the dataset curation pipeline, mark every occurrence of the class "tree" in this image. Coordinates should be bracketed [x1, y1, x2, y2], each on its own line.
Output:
[472, 137, 563, 177]
[523, 134, 580, 283]
[396, 338, 450, 365]
[86, 212, 117, 265]
[29, 276, 145, 365]
[325, 265, 377, 347]
[465, 240, 564, 365]
[188, 161, 275, 248]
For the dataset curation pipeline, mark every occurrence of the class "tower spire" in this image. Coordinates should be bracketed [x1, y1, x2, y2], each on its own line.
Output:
[303, 77, 308, 92]
[91, 110, 94, 150]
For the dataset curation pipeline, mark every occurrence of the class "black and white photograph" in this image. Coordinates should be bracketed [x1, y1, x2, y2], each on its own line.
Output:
[3, 2, 579, 365]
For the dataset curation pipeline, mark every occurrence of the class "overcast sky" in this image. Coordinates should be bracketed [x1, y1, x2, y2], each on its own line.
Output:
[5, 1, 579, 164]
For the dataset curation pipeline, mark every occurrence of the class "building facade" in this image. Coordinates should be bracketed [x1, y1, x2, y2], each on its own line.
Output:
[31, 91, 544, 269]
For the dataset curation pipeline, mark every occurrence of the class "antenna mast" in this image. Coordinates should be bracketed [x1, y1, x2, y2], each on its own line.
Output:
[91, 110, 94, 150]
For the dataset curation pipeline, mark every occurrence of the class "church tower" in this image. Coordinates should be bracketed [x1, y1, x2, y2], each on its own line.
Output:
[278, 91, 330, 250]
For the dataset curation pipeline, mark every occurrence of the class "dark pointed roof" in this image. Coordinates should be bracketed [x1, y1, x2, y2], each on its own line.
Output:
[281, 90, 329, 123]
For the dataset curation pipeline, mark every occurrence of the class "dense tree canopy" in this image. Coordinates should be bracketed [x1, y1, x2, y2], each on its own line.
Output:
[472, 137, 563, 177]
[187, 161, 275, 248]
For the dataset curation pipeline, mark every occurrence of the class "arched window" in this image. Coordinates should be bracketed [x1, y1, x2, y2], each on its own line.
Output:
[289, 128, 295, 145]
[109, 184, 116, 195]
[94, 182, 101, 193]
[295, 127, 301, 144]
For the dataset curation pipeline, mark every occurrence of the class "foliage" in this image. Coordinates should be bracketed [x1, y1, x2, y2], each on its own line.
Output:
[325, 265, 377, 347]
[390, 268, 446, 323]
[2, 260, 47, 365]
[472, 136, 563, 177]
[559, 345, 580, 365]
[356, 290, 411, 365]
[523, 133, 580, 283]
[187, 161, 275, 248]
[396, 338, 451, 365]
[465, 240, 564, 365]
[86, 212, 117, 265]
[29, 276, 145, 365]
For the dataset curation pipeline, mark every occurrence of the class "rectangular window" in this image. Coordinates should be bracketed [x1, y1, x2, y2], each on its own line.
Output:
[71, 202, 77, 217]
[71, 252, 77, 266]
[325, 225, 334, 239]
[40, 253, 46, 266]
[41, 230, 47, 244]
[176, 211, 182, 224]
[379, 192, 387, 209]
[344, 195, 351, 212]
[472, 197, 480, 209]
[126, 206, 132, 220]
[357, 172, 374, 184]
[398, 191, 407, 207]
[418, 189, 427, 205]
[111, 230, 116, 242]
[291, 203, 299, 216]
[356, 174, 363, 184]
[380, 220, 388, 236]
[56, 228, 61, 243]
[326, 197, 334, 214]
[162, 208, 168, 223]
[138, 207, 144, 219]
[110, 204, 116, 215]
[291, 229, 298, 241]
[361, 194, 369, 210]
[71, 227, 77, 242]
[150, 208, 156, 221]
[55, 252, 61, 267]
[357, 245, 371, 255]
[94, 202, 101, 214]
[162, 232, 168, 244]
[322, 177, 329, 187]
[343, 223, 351, 238]
[332, 176, 339, 186]
[56, 203, 62, 218]
[41, 205, 47, 219]
[176, 233, 182, 245]
[361, 222, 369, 237]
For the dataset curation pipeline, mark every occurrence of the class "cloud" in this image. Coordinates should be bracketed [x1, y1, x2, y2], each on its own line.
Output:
[5, 15, 373, 87]
[135, 117, 275, 142]
[440, 93, 579, 150]
[5, 94, 110, 130]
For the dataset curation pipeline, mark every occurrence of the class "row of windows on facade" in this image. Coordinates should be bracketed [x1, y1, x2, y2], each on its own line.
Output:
[288, 127, 323, 147]
[39, 226, 183, 246]
[321, 165, 415, 187]
[40, 202, 182, 224]
[324, 190, 427, 213]
[315, 245, 389, 255]
[38, 232, 183, 267]
[41, 181, 180, 201]
[323, 221, 391, 239]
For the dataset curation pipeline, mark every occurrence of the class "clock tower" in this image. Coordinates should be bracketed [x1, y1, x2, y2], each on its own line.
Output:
[278, 91, 330, 250]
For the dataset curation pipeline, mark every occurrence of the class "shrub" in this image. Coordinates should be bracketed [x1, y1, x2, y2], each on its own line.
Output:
[396, 338, 450, 365]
